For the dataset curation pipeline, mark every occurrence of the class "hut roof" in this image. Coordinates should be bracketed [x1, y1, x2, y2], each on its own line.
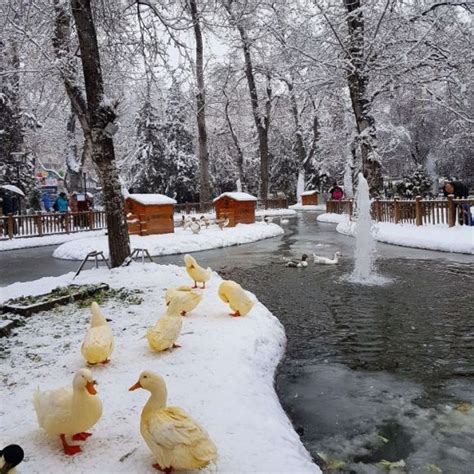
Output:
[301, 190, 319, 196]
[213, 192, 257, 203]
[128, 193, 177, 205]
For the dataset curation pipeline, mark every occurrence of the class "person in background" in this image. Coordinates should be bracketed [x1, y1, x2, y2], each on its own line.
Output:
[329, 183, 344, 201]
[55, 192, 69, 213]
[42, 193, 52, 212]
[442, 180, 469, 199]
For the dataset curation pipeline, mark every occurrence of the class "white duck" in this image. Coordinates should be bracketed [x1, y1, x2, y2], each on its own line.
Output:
[285, 254, 309, 268]
[81, 302, 114, 365]
[215, 217, 229, 230]
[184, 254, 212, 289]
[312, 251, 341, 265]
[263, 215, 273, 224]
[33, 368, 102, 455]
[129, 371, 218, 472]
[146, 295, 186, 352]
[280, 218, 289, 225]
[218, 280, 255, 317]
[164, 286, 202, 316]
[189, 218, 201, 234]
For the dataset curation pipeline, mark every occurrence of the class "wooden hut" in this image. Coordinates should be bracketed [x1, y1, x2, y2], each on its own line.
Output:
[213, 192, 257, 227]
[125, 194, 176, 236]
[301, 190, 319, 206]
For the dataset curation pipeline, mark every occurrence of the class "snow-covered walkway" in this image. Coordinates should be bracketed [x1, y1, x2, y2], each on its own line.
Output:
[53, 222, 283, 261]
[0, 263, 318, 473]
[317, 212, 474, 254]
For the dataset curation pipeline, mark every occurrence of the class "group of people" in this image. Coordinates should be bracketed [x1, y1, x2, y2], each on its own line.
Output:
[42, 191, 93, 214]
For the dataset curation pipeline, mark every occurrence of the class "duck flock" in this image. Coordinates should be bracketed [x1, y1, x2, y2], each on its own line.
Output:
[7, 254, 256, 474]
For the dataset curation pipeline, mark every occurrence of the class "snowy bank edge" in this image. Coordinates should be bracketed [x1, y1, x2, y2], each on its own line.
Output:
[0, 265, 319, 473]
[53, 222, 284, 261]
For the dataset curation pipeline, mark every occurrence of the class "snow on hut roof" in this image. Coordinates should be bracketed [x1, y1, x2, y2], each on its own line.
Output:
[213, 192, 258, 202]
[301, 190, 319, 196]
[128, 193, 177, 205]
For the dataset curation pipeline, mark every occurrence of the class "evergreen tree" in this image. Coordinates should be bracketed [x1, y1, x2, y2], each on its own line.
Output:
[396, 166, 433, 198]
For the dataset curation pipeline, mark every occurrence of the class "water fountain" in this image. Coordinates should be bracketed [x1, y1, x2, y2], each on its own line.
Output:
[348, 173, 388, 284]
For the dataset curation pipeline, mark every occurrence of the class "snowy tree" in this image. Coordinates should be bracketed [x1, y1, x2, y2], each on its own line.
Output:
[396, 166, 433, 198]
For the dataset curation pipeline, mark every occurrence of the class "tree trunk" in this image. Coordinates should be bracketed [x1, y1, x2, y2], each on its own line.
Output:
[224, 94, 245, 190]
[344, 0, 382, 194]
[71, 0, 130, 267]
[65, 112, 82, 191]
[189, 0, 211, 207]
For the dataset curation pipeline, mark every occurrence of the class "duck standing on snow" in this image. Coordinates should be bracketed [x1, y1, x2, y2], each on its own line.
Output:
[263, 215, 273, 224]
[146, 295, 187, 352]
[0, 445, 24, 473]
[33, 368, 102, 455]
[215, 216, 229, 230]
[81, 302, 114, 365]
[129, 371, 218, 473]
[285, 254, 309, 268]
[189, 218, 201, 234]
[218, 280, 255, 317]
[165, 286, 202, 316]
[199, 215, 210, 228]
[313, 251, 341, 265]
[184, 254, 212, 289]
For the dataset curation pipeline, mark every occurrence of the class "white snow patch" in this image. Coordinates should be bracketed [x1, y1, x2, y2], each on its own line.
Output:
[301, 190, 319, 196]
[0, 230, 107, 252]
[317, 213, 348, 224]
[53, 223, 284, 260]
[0, 264, 319, 473]
[290, 203, 326, 211]
[128, 194, 177, 205]
[337, 220, 474, 255]
[213, 192, 257, 202]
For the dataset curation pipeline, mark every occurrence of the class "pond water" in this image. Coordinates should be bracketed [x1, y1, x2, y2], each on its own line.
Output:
[2, 212, 473, 473]
[166, 213, 474, 474]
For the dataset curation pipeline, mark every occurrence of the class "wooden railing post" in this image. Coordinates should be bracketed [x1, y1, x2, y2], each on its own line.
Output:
[415, 196, 422, 226]
[64, 213, 70, 233]
[7, 214, 14, 239]
[447, 195, 455, 227]
[88, 210, 94, 230]
[394, 198, 400, 224]
[35, 212, 43, 236]
[375, 199, 382, 222]
[349, 199, 354, 216]
[326, 200, 331, 213]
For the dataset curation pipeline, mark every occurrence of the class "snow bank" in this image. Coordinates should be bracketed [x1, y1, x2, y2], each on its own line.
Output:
[0, 230, 106, 252]
[290, 203, 326, 211]
[337, 220, 474, 255]
[128, 193, 176, 205]
[317, 212, 348, 224]
[0, 264, 318, 473]
[54, 222, 283, 260]
[213, 191, 257, 202]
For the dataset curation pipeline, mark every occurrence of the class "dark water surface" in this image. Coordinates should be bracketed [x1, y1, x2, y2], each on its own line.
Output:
[2, 213, 474, 473]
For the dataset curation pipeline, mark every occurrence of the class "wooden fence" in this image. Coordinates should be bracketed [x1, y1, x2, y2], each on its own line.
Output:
[0, 210, 107, 240]
[326, 196, 474, 227]
[174, 197, 288, 215]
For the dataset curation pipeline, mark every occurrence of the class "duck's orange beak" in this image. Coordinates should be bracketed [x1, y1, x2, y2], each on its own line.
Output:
[86, 381, 97, 395]
[129, 381, 142, 391]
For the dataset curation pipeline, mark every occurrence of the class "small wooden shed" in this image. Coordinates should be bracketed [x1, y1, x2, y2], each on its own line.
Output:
[301, 190, 319, 206]
[125, 193, 176, 236]
[213, 192, 257, 227]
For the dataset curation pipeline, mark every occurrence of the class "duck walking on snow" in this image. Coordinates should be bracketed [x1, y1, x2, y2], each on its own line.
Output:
[285, 254, 309, 268]
[184, 254, 212, 289]
[313, 251, 341, 265]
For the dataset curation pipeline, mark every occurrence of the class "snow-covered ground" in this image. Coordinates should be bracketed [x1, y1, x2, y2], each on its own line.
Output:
[337, 219, 474, 255]
[0, 230, 106, 252]
[316, 212, 347, 224]
[290, 203, 326, 211]
[174, 208, 296, 224]
[0, 263, 319, 473]
[54, 222, 283, 261]
[317, 213, 474, 254]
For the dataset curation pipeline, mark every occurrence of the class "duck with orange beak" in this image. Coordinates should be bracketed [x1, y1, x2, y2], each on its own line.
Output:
[33, 369, 103, 455]
[129, 371, 218, 472]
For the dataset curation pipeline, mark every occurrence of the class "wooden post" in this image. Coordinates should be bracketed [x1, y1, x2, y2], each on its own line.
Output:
[394, 198, 400, 224]
[7, 214, 14, 239]
[447, 195, 455, 227]
[415, 196, 422, 226]
[375, 199, 382, 222]
[35, 213, 43, 236]
[349, 199, 354, 216]
[88, 210, 94, 230]
[326, 201, 331, 213]
[64, 213, 70, 233]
